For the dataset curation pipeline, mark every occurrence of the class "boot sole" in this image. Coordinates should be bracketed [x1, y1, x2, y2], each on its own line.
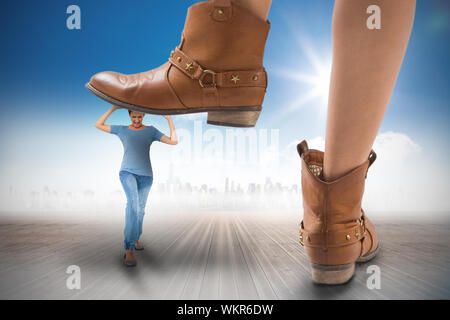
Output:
[86, 83, 261, 127]
[311, 243, 380, 285]
[356, 242, 380, 263]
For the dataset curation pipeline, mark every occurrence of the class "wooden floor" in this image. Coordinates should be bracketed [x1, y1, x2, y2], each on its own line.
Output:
[0, 210, 449, 299]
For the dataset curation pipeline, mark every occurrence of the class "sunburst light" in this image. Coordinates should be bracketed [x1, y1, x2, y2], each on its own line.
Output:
[273, 38, 332, 116]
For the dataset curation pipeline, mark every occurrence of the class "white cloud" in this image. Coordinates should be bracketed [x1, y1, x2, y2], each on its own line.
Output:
[372, 131, 422, 162]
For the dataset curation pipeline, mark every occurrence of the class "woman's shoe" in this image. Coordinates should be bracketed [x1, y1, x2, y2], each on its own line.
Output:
[123, 253, 137, 267]
[297, 140, 379, 285]
[135, 241, 144, 251]
[86, 0, 270, 127]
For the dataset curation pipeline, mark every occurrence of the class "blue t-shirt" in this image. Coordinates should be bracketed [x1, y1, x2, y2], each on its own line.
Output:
[110, 125, 164, 177]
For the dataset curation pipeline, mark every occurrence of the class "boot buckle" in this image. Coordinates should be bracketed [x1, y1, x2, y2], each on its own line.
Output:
[199, 70, 217, 88]
[299, 221, 305, 246]
[359, 212, 367, 236]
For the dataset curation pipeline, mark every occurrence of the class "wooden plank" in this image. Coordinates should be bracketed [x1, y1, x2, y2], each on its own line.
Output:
[0, 212, 448, 299]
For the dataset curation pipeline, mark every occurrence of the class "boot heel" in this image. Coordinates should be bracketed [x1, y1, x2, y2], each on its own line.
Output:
[207, 110, 261, 127]
[310, 263, 355, 285]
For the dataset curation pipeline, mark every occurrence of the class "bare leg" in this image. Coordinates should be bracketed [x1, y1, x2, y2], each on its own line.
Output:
[233, 0, 272, 20]
[323, 0, 416, 181]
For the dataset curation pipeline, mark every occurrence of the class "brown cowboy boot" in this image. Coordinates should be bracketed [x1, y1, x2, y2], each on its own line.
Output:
[86, 0, 270, 127]
[297, 140, 380, 285]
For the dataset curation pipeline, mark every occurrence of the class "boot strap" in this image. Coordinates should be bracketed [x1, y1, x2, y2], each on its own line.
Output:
[297, 140, 309, 158]
[168, 47, 267, 88]
[299, 214, 367, 248]
[211, 0, 232, 22]
[365, 149, 377, 178]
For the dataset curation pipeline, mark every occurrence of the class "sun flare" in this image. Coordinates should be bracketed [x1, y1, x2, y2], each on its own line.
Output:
[273, 39, 332, 115]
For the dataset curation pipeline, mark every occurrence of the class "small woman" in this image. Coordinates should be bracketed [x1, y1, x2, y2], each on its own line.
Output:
[94, 105, 178, 267]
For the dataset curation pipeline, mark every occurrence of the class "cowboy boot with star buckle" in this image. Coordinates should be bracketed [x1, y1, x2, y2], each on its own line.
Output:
[86, 0, 270, 127]
[297, 140, 380, 285]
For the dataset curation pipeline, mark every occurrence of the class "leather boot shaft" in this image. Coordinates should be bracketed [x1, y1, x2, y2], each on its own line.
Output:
[181, 0, 270, 71]
[169, 0, 271, 109]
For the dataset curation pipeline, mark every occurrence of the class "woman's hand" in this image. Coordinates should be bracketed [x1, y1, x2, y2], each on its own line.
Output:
[163, 115, 172, 121]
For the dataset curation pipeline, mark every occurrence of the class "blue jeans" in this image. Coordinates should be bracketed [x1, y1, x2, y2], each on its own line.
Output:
[119, 170, 153, 250]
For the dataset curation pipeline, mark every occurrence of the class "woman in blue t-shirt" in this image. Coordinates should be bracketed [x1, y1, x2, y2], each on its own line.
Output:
[94, 105, 178, 267]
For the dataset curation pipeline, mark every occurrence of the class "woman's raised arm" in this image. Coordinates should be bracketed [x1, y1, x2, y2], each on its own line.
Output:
[159, 115, 178, 145]
[94, 105, 120, 133]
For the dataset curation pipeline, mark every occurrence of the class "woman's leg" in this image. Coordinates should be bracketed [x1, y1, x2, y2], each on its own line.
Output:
[323, 0, 416, 181]
[233, 0, 272, 20]
[119, 171, 140, 252]
[135, 175, 153, 242]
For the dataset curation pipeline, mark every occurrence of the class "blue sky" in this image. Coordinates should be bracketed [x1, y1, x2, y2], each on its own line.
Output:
[0, 1, 448, 139]
[0, 1, 449, 213]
